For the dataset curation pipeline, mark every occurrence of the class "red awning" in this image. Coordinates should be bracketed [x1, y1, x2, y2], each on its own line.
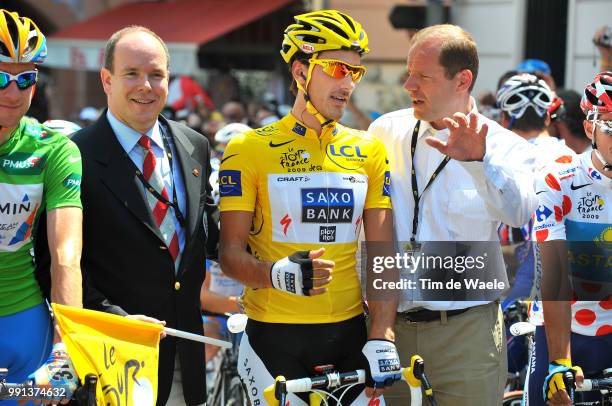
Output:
[52, 0, 293, 43]
[45, 0, 294, 73]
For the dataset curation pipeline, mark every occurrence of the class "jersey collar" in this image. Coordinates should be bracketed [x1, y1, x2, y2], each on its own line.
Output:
[0, 118, 26, 153]
[582, 151, 611, 186]
[278, 113, 339, 140]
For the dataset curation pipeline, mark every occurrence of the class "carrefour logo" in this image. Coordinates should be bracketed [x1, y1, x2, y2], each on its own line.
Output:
[301, 188, 354, 223]
[0, 153, 46, 175]
[535, 205, 552, 222]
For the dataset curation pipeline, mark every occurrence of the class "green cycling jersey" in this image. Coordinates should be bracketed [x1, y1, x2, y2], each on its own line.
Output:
[0, 117, 82, 316]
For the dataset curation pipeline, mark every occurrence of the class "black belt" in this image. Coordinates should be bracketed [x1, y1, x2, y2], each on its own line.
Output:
[398, 307, 470, 323]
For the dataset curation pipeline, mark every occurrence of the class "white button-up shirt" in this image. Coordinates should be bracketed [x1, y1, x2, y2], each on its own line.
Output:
[368, 100, 538, 311]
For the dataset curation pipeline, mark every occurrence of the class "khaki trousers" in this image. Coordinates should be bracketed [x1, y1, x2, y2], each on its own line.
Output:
[384, 301, 506, 406]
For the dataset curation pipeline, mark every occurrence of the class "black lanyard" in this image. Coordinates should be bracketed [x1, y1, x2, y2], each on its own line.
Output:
[135, 126, 186, 228]
[410, 120, 450, 241]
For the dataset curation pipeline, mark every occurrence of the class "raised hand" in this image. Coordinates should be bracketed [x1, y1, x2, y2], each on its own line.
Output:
[425, 112, 488, 162]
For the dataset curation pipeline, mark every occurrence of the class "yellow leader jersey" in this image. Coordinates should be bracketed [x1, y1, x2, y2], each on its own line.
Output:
[219, 114, 391, 324]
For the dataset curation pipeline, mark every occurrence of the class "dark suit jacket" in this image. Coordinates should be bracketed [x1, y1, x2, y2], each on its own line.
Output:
[71, 112, 217, 405]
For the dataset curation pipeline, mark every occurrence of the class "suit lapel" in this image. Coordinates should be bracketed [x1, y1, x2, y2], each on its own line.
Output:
[93, 115, 165, 243]
[164, 118, 203, 244]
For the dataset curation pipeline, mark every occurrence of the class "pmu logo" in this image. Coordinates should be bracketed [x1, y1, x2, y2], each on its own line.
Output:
[2, 156, 42, 169]
[329, 145, 367, 159]
[0, 153, 46, 175]
[218, 170, 242, 197]
[63, 174, 82, 190]
[301, 188, 354, 223]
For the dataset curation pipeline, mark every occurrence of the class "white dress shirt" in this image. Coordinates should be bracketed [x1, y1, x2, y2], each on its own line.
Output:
[368, 98, 538, 311]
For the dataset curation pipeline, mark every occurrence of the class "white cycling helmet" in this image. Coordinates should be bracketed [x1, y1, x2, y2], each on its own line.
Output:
[43, 119, 82, 136]
[497, 73, 553, 120]
[209, 169, 220, 205]
[215, 122, 251, 145]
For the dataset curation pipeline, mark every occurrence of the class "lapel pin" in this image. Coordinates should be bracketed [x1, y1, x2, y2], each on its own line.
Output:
[193, 169, 200, 177]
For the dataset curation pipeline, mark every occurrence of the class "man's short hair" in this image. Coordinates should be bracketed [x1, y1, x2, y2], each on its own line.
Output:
[556, 89, 588, 140]
[288, 52, 310, 96]
[501, 108, 546, 132]
[409, 24, 479, 92]
[104, 25, 170, 72]
[497, 70, 518, 91]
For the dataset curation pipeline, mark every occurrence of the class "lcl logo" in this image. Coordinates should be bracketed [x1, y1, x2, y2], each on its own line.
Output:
[329, 145, 367, 158]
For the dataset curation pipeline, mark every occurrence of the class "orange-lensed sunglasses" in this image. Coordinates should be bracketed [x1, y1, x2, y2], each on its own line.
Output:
[309, 59, 366, 83]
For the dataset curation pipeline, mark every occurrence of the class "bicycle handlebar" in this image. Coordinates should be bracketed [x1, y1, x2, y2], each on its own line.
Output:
[576, 377, 612, 392]
[263, 355, 437, 406]
[563, 371, 576, 404]
[554, 374, 612, 405]
[509, 321, 536, 337]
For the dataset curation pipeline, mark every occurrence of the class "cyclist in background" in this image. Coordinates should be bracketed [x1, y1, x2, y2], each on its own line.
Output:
[548, 89, 592, 155]
[209, 122, 252, 204]
[42, 120, 82, 138]
[0, 9, 81, 404]
[495, 72, 576, 398]
[496, 73, 575, 307]
[203, 122, 249, 390]
[527, 71, 612, 406]
[497, 73, 571, 163]
[200, 258, 243, 390]
[219, 10, 399, 405]
[516, 58, 556, 91]
[213, 122, 251, 161]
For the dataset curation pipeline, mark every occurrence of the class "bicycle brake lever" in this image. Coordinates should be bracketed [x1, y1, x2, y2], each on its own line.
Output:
[411, 356, 437, 406]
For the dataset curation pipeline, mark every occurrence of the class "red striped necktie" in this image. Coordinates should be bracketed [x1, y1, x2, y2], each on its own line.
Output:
[138, 135, 180, 271]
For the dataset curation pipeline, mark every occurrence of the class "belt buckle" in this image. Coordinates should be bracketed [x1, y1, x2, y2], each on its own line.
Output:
[402, 313, 416, 323]
[401, 308, 425, 323]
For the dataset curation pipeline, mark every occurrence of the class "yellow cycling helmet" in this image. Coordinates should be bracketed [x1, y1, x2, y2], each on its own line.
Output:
[0, 9, 47, 63]
[281, 10, 369, 63]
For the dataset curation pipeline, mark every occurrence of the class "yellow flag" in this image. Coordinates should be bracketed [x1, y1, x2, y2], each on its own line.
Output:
[52, 303, 162, 406]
